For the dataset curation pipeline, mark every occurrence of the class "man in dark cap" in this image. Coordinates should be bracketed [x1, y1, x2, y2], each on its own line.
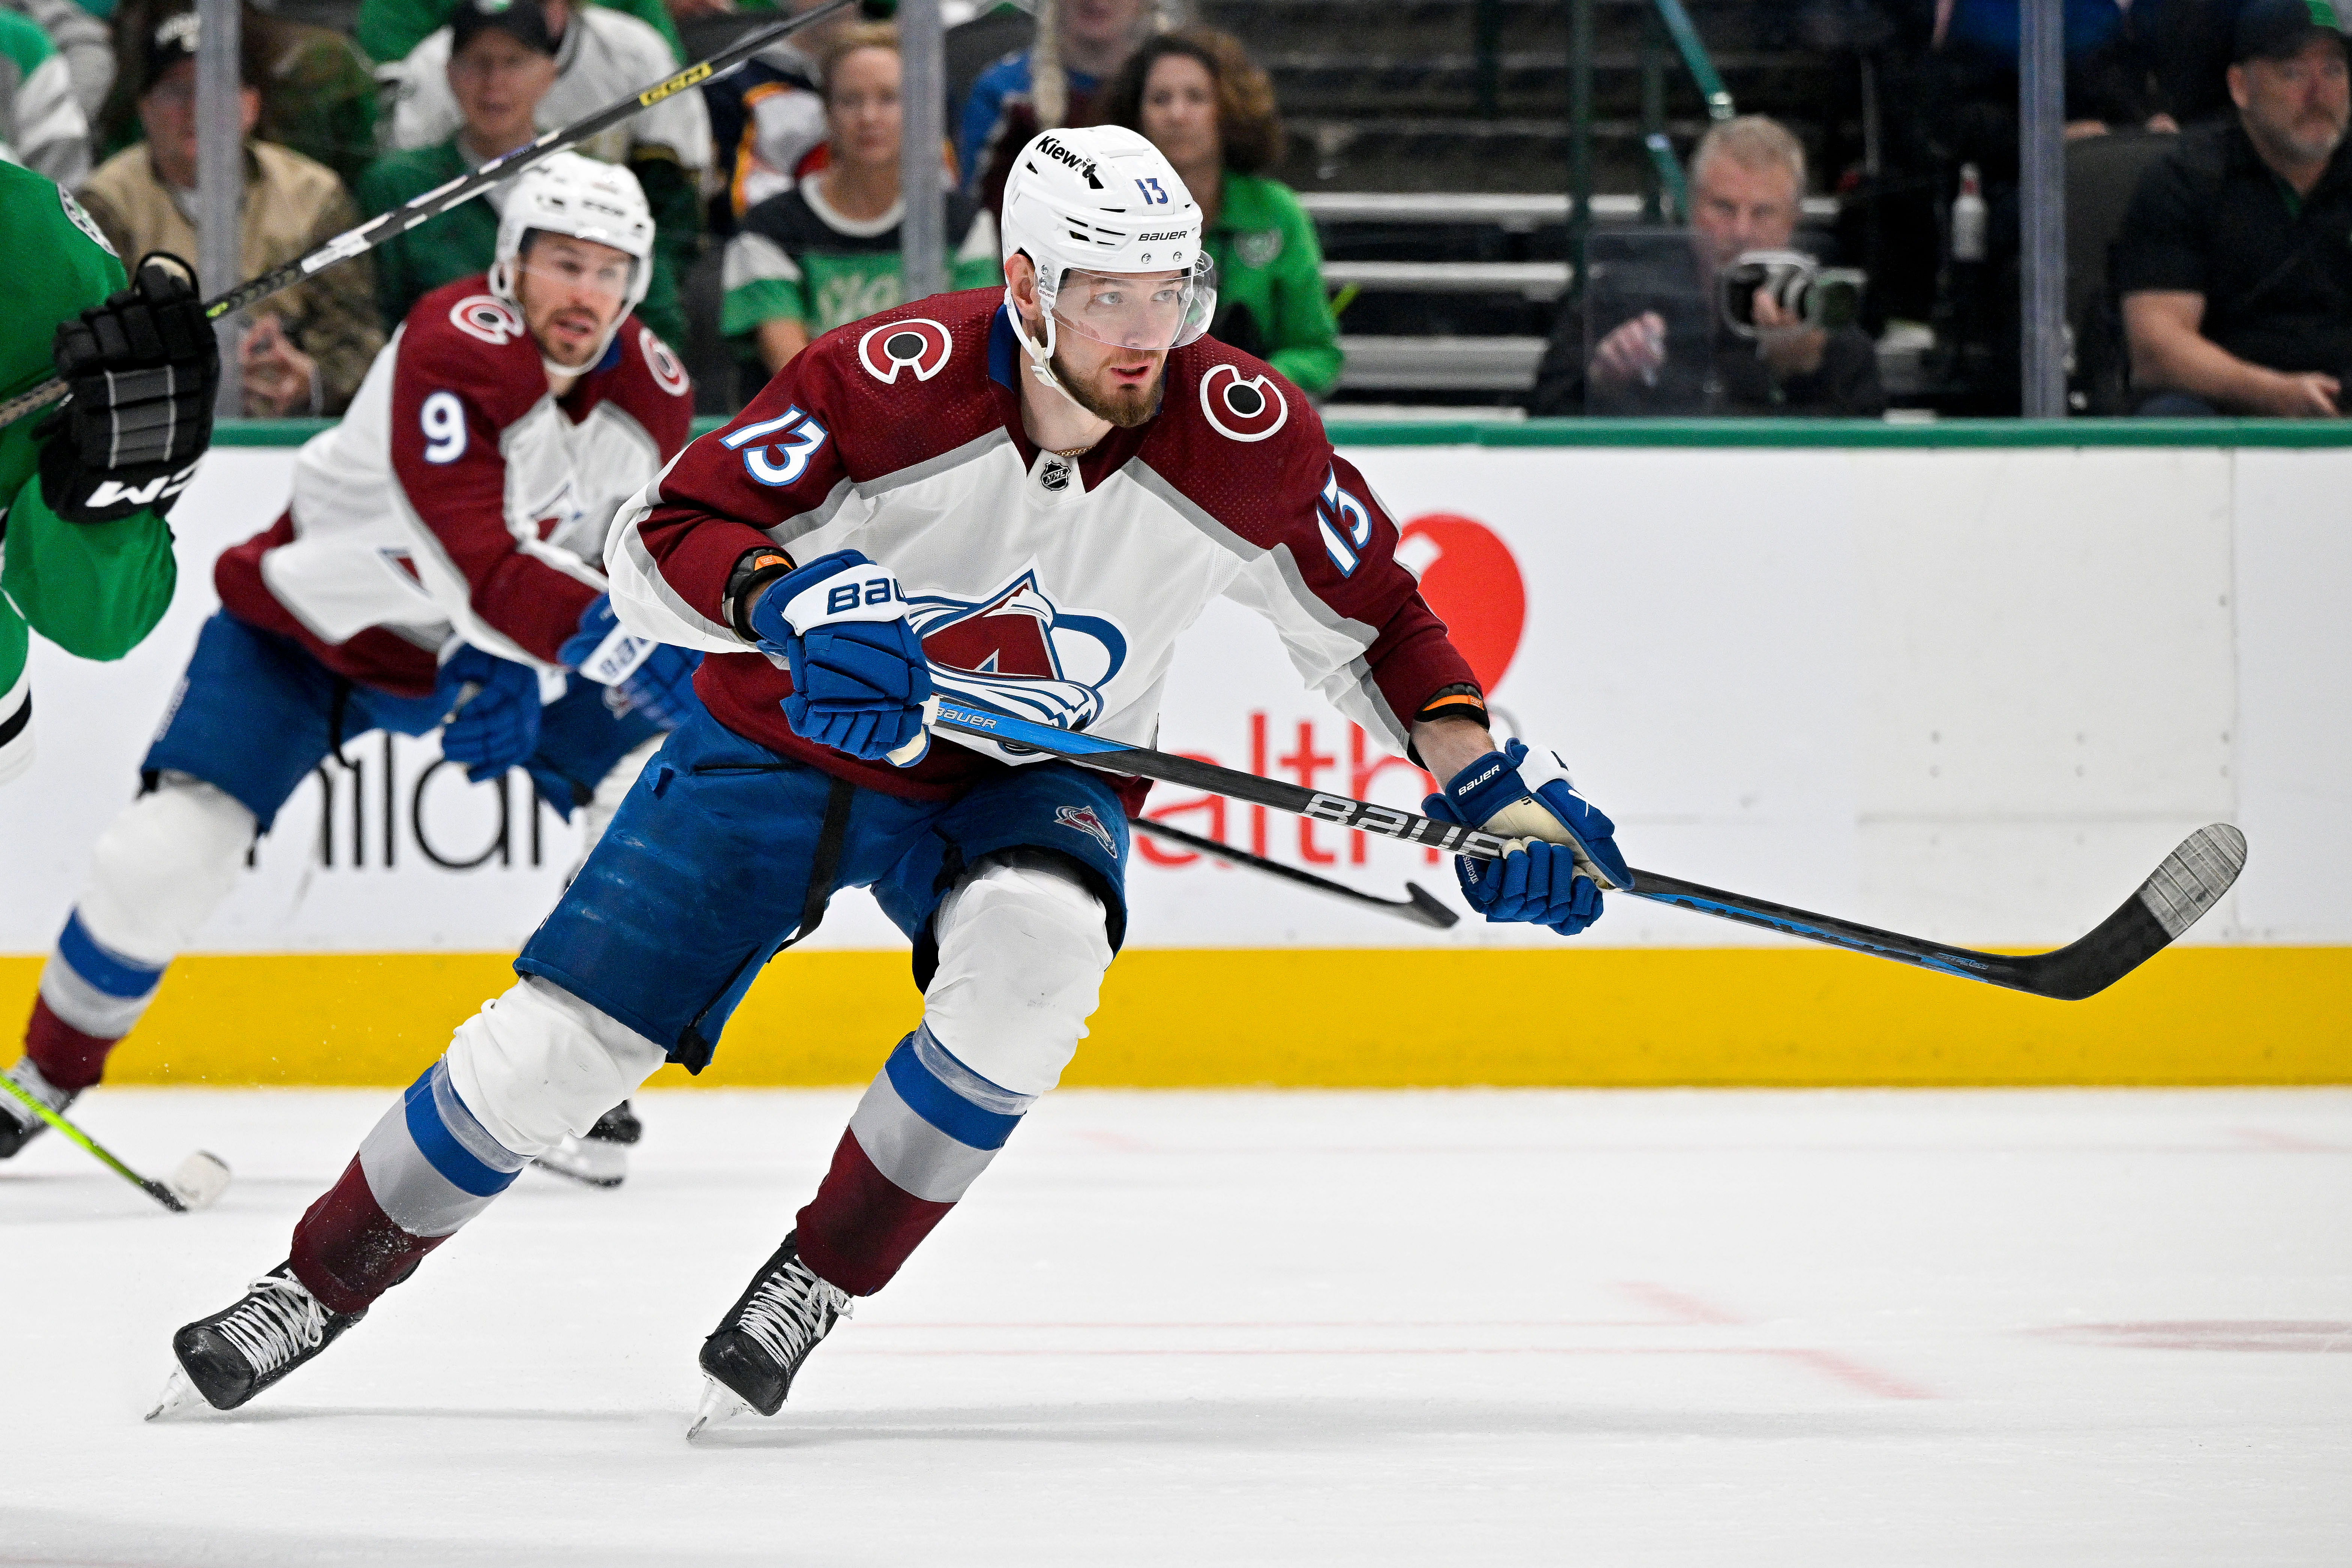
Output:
[2117, 0, 2352, 414]
[358, 0, 688, 344]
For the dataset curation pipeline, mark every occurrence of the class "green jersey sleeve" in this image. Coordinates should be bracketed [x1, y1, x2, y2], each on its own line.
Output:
[0, 163, 181, 679]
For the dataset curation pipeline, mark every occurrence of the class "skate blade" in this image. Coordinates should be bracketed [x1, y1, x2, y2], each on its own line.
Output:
[165, 1151, 232, 1211]
[144, 1366, 210, 1422]
[533, 1136, 627, 1189]
[686, 1377, 754, 1440]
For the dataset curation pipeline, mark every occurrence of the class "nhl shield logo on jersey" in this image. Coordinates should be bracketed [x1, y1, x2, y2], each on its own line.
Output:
[1199, 362, 1288, 442]
[1054, 805, 1119, 856]
[858, 317, 954, 383]
[907, 568, 1129, 731]
[450, 294, 525, 347]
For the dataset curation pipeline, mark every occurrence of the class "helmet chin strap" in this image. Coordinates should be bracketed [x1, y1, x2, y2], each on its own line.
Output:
[1002, 286, 1099, 419]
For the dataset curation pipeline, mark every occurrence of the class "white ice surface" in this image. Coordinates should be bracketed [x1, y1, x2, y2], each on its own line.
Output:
[3, 1088, 2348, 1567]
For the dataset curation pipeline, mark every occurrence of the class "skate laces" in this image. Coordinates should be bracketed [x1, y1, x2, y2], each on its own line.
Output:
[213, 1273, 329, 1374]
[736, 1256, 850, 1371]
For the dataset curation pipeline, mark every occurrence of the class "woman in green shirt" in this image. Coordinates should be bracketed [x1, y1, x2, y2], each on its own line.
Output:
[1100, 28, 1342, 397]
[722, 22, 1000, 386]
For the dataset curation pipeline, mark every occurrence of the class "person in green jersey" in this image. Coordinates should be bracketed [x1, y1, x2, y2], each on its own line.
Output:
[357, 0, 684, 80]
[0, 161, 215, 785]
[721, 22, 1000, 387]
[1101, 28, 1343, 397]
[357, 0, 689, 347]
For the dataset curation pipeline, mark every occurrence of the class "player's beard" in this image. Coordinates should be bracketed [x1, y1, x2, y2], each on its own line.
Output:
[1049, 347, 1164, 429]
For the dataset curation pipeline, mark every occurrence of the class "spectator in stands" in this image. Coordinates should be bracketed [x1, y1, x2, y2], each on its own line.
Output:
[1102, 28, 1341, 397]
[2119, 0, 2352, 414]
[78, 5, 383, 416]
[360, 0, 684, 79]
[384, 0, 708, 323]
[359, 0, 685, 346]
[3, 0, 110, 119]
[705, 0, 858, 225]
[958, 0, 1153, 209]
[99, 0, 377, 188]
[1, 3, 91, 186]
[1527, 116, 1885, 417]
[722, 23, 1000, 381]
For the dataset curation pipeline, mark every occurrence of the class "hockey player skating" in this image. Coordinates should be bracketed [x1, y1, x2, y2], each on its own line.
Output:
[154, 126, 1633, 1430]
[2, 160, 213, 787]
[3, 153, 698, 1189]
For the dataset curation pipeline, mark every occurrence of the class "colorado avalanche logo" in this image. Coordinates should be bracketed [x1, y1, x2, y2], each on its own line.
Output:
[450, 294, 524, 346]
[1199, 362, 1288, 442]
[858, 317, 953, 383]
[908, 568, 1128, 731]
[639, 327, 690, 397]
[1054, 805, 1118, 856]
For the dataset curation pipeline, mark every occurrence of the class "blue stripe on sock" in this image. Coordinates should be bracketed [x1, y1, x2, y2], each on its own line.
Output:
[883, 1035, 1023, 1151]
[401, 1066, 521, 1198]
[56, 911, 166, 1000]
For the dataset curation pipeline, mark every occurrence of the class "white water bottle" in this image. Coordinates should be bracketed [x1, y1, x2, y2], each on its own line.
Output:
[1951, 163, 1988, 263]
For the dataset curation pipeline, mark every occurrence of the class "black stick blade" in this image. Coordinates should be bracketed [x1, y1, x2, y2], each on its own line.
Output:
[2014, 824, 2248, 1000]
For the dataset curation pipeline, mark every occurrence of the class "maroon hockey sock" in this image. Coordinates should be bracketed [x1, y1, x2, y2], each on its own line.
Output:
[795, 1130, 956, 1297]
[290, 1156, 449, 1316]
[24, 996, 117, 1091]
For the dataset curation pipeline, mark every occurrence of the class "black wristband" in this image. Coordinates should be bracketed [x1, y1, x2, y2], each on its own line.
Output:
[1405, 683, 1489, 769]
[723, 546, 798, 641]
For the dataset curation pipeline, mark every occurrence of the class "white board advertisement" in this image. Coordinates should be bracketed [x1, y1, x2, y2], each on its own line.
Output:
[3, 441, 2345, 954]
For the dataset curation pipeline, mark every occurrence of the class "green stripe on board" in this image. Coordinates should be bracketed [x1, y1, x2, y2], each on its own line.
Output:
[209, 416, 2352, 450]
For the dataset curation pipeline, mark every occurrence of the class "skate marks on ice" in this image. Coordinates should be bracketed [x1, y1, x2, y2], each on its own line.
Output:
[675, 1393, 1934, 1452]
[3, 1503, 684, 1568]
[6, 1088, 2350, 1566]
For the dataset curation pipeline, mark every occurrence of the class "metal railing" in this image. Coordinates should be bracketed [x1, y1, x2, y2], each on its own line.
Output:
[1565, 0, 1737, 284]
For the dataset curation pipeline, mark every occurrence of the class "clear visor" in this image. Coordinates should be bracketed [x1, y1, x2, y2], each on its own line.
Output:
[1042, 256, 1217, 352]
[518, 233, 641, 301]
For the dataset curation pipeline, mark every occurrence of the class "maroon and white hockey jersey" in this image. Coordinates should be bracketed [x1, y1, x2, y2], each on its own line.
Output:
[216, 276, 694, 697]
[609, 290, 1477, 804]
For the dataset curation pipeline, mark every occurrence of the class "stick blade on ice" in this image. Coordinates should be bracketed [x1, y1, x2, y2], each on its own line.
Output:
[164, 1151, 231, 1212]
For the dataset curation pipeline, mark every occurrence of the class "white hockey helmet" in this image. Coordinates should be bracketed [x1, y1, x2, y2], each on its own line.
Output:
[489, 152, 657, 365]
[999, 125, 1216, 387]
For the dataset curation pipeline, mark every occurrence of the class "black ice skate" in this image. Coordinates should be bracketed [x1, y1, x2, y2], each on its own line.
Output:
[147, 1264, 365, 1418]
[533, 1101, 642, 1188]
[689, 1232, 852, 1437]
[0, 1056, 78, 1159]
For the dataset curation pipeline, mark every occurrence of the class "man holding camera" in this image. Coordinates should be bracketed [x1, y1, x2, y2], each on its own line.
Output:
[1526, 115, 1886, 418]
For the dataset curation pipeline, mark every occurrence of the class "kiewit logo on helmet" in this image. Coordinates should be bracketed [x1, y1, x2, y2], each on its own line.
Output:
[1034, 136, 1103, 188]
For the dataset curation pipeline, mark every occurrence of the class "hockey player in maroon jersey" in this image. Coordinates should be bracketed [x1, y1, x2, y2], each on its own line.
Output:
[5, 153, 698, 1188]
[155, 126, 1632, 1430]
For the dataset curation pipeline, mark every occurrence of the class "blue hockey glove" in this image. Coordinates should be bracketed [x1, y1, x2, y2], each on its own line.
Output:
[435, 646, 542, 782]
[1423, 739, 1631, 937]
[559, 594, 705, 730]
[746, 549, 933, 766]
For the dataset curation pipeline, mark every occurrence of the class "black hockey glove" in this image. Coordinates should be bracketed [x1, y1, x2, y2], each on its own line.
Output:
[36, 252, 219, 525]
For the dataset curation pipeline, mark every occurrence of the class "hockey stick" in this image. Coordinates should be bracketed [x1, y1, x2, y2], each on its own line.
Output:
[0, 1074, 230, 1213]
[0, 0, 868, 432]
[921, 695, 2247, 1000]
[1132, 816, 1458, 929]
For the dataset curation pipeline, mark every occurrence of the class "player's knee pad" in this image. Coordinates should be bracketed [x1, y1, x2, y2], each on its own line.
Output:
[922, 850, 1113, 1098]
[77, 772, 255, 963]
[444, 976, 670, 1157]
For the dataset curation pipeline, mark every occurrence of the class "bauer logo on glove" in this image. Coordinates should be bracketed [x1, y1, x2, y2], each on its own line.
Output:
[746, 550, 934, 766]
